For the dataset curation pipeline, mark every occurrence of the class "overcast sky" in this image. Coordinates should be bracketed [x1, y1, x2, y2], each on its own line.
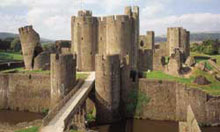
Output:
[0, 0, 220, 40]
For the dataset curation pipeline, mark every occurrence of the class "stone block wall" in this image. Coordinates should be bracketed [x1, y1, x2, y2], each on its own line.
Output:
[138, 79, 220, 125]
[0, 73, 50, 112]
[138, 49, 153, 71]
[50, 54, 76, 107]
[179, 105, 201, 132]
[71, 6, 139, 71]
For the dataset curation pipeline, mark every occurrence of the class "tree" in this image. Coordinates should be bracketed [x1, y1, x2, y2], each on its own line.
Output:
[10, 37, 21, 52]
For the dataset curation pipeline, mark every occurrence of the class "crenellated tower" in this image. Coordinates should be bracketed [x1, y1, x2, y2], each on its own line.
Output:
[71, 10, 98, 71]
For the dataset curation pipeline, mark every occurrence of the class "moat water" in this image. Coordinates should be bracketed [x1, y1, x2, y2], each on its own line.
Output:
[91, 119, 220, 132]
[0, 110, 43, 125]
[0, 110, 220, 132]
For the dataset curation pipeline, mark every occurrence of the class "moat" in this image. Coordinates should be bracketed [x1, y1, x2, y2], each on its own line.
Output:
[0, 110, 43, 125]
[0, 110, 220, 132]
[92, 119, 220, 132]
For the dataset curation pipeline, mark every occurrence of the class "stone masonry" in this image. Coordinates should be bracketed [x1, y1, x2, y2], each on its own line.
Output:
[50, 53, 76, 107]
[167, 27, 190, 60]
[71, 11, 98, 71]
[71, 6, 139, 71]
[19, 25, 42, 70]
[95, 54, 121, 124]
[179, 105, 201, 132]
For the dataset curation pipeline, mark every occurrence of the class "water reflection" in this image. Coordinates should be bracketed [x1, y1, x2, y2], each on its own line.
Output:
[92, 119, 178, 132]
[0, 110, 43, 125]
[92, 119, 220, 132]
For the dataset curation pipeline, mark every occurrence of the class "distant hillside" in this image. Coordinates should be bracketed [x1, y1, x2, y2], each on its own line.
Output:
[155, 32, 220, 43]
[0, 32, 18, 39]
[0, 32, 54, 43]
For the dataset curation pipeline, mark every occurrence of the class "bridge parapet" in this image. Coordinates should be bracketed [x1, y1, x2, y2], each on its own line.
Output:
[40, 72, 95, 132]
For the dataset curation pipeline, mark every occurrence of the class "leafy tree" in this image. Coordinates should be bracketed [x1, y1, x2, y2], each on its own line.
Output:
[10, 37, 21, 52]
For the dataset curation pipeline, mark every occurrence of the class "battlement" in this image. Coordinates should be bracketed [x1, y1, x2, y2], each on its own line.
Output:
[72, 15, 98, 24]
[98, 15, 131, 23]
[78, 10, 92, 17]
[124, 6, 139, 16]
[19, 25, 34, 33]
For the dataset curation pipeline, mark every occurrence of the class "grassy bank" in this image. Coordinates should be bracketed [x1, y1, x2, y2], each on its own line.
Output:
[145, 69, 220, 96]
[0, 51, 23, 61]
[15, 126, 39, 132]
[191, 52, 220, 66]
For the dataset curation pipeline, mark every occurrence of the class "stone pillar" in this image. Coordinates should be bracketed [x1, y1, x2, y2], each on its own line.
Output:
[50, 53, 76, 107]
[18, 25, 42, 70]
[95, 54, 121, 124]
[146, 31, 155, 51]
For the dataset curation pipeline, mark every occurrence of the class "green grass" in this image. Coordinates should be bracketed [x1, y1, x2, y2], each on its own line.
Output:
[0, 51, 23, 61]
[15, 126, 39, 132]
[145, 70, 220, 96]
[145, 71, 194, 84]
[1, 68, 50, 74]
[191, 52, 220, 66]
[76, 73, 89, 80]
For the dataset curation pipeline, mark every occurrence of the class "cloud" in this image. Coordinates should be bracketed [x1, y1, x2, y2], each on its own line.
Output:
[140, 13, 220, 35]
[0, 0, 220, 40]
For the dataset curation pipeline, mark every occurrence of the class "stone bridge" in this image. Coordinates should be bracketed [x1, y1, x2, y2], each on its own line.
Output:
[40, 72, 95, 132]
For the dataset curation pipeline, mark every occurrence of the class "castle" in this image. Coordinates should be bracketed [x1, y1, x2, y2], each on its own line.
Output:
[17, 6, 191, 123]
[11, 5, 217, 132]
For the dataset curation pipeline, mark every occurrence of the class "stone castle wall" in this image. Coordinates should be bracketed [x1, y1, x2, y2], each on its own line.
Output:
[167, 27, 190, 59]
[50, 54, 76, 107]
[179, 105, 201, 132]
[95, 54, 121, 124]
[139, 79, 220, 125]
[71, 6, 139, 71]
[0, 73, 50, 112]
[71, 12, 98, 71]
[138, 49, 153, 71]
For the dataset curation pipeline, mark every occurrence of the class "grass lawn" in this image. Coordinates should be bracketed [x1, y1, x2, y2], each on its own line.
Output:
[145, 69, 220, 96]
[0, 51, 23, 61]
[1, 68, 50, 74]
[76, 73, 89, 80]
[1, 68, 89, 80]
[15, 126, 39, 132]
[191, 52, 220, 66]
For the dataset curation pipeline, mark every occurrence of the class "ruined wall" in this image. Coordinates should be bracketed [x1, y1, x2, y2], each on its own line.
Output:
[34, 51, 50, 70]
[55, 40, 71, 54]
[138, 79, 220, 125]
[167, 27, 190, 59]
[0, 73, 50, 112]
[152, 51, 165, 71]
[138, 49, 153, 71]
[95, 54, 121, 124]
[19, 26, 42, 70]
[146, 31, 155, 50]
[50, 54, 76, 107]
[71, 11, 98, 71]
[167, 27, 180, 56]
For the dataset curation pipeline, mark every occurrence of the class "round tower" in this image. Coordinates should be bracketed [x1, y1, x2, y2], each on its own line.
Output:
[71, 10, 98, 71]
[18, 25, 42, 70]
[100, 15, 133, 63]
[95, 54, 121, 124]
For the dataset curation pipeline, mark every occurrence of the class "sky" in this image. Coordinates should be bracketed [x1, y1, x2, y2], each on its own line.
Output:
[0, 0, 220, 40]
